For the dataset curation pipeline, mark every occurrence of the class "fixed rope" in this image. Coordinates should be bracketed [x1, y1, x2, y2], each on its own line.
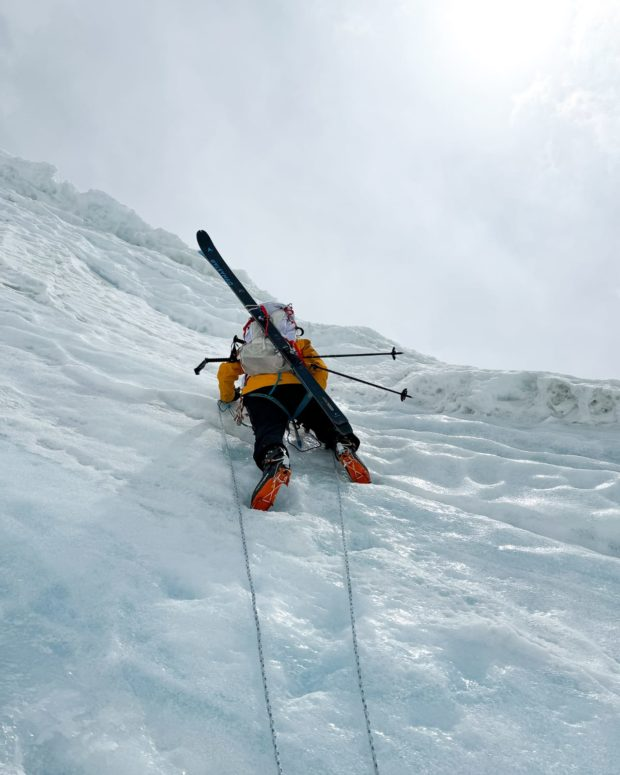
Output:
[218, 408, 284, 775]
[333, 460, 381, 775]
[218, 404, 379, 773]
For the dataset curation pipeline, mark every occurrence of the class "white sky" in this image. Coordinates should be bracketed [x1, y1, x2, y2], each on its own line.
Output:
[1, 0, 619, 380]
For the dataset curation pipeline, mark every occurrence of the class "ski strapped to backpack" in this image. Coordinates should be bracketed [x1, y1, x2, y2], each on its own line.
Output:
[196, 229, 354, 437]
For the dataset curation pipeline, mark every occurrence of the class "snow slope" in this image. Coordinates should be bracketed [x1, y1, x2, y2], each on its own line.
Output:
[1, 151, 619, 774]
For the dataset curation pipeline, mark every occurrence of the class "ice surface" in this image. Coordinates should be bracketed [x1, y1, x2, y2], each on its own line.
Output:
[1, 153, 619, 774]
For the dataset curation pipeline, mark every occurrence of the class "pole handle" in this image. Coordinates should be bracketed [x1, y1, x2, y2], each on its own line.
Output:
[194, 358, 209, 375]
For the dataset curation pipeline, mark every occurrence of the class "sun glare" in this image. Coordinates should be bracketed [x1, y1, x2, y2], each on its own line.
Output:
[443, 0, 569, 76]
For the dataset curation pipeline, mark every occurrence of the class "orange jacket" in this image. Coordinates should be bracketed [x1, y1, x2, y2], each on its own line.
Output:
[217, 338, 328, 402]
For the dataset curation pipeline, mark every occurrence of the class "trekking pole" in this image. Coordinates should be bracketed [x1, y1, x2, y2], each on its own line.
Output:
[306, 347, 402, 360]
[194, 346, 403, 375]
[310, 364, 411, 401]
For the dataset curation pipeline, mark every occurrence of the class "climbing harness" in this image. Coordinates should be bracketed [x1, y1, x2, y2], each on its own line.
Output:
[332, 458, 381, 775]
[218, 392, 321, 452]
[218, 409, 283, 775]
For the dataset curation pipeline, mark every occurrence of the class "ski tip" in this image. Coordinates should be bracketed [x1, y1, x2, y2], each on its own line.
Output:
[196, 230, 216, 256]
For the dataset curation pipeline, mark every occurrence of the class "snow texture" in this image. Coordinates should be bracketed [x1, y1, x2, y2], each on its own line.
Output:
[1, 151, 619, 774]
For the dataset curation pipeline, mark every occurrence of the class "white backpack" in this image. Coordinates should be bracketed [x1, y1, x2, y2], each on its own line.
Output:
[239, 303, 298, 376]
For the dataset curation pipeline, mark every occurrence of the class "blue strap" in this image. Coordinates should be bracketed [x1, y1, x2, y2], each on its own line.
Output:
[267, 371, 283, 395]
[292, 391, 312, 419]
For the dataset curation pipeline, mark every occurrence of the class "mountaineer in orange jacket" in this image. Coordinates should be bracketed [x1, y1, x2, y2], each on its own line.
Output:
[217, 303, 370, 510]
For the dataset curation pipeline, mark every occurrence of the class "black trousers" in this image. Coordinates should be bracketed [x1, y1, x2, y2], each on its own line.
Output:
[244, 384, 359, 469]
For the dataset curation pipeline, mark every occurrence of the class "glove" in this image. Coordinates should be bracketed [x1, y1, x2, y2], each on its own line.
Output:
[222, 387, 241, 404]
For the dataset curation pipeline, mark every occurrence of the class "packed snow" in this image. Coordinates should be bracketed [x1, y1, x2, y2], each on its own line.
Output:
[1, 151, 619, 774]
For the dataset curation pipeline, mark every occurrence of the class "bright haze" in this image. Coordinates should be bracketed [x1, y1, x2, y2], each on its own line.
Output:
[1, 0, 618, 380]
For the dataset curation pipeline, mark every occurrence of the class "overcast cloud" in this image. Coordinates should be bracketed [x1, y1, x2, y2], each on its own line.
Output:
[1, 0, 619, 379]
